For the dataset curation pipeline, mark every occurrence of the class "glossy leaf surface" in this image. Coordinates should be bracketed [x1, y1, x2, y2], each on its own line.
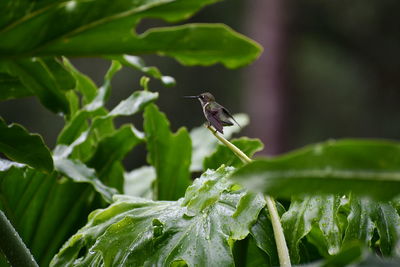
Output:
[281, 195, 342, 263]
[0, 161, 94, 266]
[51, 167, 266, 266]
[343, 197, 400, 257]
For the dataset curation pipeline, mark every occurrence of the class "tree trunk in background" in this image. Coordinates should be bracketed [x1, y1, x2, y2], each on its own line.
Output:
[243, 0, 287, 155]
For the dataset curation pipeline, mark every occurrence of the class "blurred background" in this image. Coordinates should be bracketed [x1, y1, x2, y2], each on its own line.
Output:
[1, 0, 400, 166]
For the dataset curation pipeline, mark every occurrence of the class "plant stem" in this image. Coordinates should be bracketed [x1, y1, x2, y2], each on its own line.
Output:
[0, 210, 38, 267]
[207, 125, 291, 267]
[207, 126, 252, 164]
[265, 195, 291, 267]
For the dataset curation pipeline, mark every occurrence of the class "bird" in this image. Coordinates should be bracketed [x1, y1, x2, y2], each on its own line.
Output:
[184, 92, 240, 134]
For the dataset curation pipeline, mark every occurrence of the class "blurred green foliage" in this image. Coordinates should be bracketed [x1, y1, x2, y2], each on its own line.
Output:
[0, 1, 400, 267]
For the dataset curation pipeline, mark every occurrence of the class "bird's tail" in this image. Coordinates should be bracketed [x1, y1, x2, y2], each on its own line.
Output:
[231, 116, 241, 129]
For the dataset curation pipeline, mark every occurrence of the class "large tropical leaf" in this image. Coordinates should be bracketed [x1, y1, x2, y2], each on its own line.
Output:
[0, 0, 262, 68]
[232, 139, 400, 200]
[278, 194, 400, 264]
[342, 196, 400, 257]
[144, 104, 191, 200]
[51, 166, 266, 266]
[281, 195, 342, 263]
[0, 160, 95, 266]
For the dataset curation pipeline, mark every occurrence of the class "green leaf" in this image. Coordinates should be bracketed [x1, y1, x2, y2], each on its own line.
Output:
[85, 61, 122, 112]
[203, 137, 263, 170]
[51, 166, 265, 267]
[318, 242, 364, 267]
[86, 125, 143, 168]
[281, 195, 342, 263]
[54, 158, 117, 203]
[0, 161, 95, 266]
[86, 125, 144, 192]
[0, 1, 261, 68]
[244, 237, 271, 267]
[0, 58, 75, 114]
[56, 58, 157, 164]
[0, 117, 53, 172]
[56, 91, 157, 166]
[249, 208, 280, 266]
[109, 90, 159, 117]
[124, 166, 156, 199]
[343, 196, 400, 257]
[190, 113, 249, 172]
[144, 104, 191, 200]
[279, 194, 399, 264]
[57, 111, 96, 145]
[62, 58, 98, 104]
[317, 242, 400, 267]
[0, 73, 32, 100]
[57, 89, 157, 146]
[110, 55, 175, 86]
[375, 203, 400, 257]
[125, 23, 262, 69]
[232, 139, 400, 200]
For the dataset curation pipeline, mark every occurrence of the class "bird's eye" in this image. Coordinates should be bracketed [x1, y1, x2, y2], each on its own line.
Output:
[200, 95, 204, 99]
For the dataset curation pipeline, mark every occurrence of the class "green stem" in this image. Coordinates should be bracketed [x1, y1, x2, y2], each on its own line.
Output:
[0, 210, 38, 267]
[207, 126, 252, 164]
[207, 125, 291, 267]
[265, 195, 291, 267]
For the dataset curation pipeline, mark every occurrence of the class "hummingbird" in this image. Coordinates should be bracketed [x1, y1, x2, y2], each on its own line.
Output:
[184, 92, 240, 134]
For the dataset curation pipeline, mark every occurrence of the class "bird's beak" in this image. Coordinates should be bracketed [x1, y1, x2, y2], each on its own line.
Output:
[182, 95, 199, 99]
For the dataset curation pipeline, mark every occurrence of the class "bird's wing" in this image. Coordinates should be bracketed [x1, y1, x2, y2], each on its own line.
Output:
[221, 107, 241, 128]
[204, 104, 224, 133]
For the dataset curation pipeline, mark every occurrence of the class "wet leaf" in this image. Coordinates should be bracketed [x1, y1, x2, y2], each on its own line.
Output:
[343, 197, 400, 257]
[281, 195, 342, 263]
[51, 166, 265, 266]
[0, 160, 94, 266]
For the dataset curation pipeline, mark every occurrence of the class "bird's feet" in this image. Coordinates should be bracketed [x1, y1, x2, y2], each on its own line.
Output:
[204, 123, 218, 134]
